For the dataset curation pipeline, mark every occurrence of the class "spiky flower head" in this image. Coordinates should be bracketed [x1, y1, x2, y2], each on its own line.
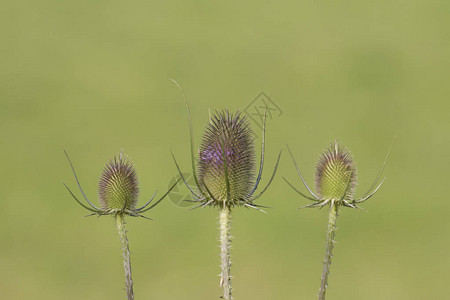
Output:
[315, 141, 357, 202]
[98, 152, 139, 212]
[198, 110, 255, 207]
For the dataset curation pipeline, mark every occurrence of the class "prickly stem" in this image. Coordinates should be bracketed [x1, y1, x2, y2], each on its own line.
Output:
[116, 213, 134, 300]
[319, 201, 339, 300]
[219, 206, 233, 300]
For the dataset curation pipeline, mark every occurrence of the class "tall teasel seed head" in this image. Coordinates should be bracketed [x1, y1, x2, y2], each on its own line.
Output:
[315, 141, 357, 202]
[198, 110, 255, 206]
[98, 152, 140, 212]
[170, 79, 282, 213]
[169, 81, 283, 300]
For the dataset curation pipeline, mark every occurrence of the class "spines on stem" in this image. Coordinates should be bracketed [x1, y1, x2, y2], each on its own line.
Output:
[219, 207, 233, 300]
[319, 202, 339, 300]
[116, 213, 134, 300]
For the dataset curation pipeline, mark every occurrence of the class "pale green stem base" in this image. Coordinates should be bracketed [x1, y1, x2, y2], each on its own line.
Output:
[219, 207, 232, 300]
[116, 214, 134, 300]
[319, 202, 339, 300]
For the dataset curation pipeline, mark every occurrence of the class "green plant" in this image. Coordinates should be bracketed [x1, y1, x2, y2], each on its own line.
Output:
[63, 151, 178, 300]
[170, 80, 282, 300]
[284, 141, 392, 299]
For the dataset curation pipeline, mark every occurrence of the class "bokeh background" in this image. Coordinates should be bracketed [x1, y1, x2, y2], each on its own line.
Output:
[1, 1, 449, 299]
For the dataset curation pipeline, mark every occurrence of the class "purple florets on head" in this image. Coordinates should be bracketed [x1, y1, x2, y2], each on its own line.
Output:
[169, 84, 282, 211]
[197, 110, 256, 206]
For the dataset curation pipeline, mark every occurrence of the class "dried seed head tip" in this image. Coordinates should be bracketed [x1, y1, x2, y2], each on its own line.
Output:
[98, 152, 139, 212]
[198, 110, 255, 206]
[315, 141, 357, 201]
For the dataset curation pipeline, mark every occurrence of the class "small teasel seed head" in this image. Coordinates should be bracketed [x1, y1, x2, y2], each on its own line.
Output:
[315, 141, 357, 202]
[198, 110, 255, 206]
[98, 152, 139, 212]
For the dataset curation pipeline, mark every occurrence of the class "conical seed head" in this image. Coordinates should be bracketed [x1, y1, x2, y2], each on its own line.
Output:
[198, 110, 255, 205]
[315, 141, 357, 201]
[98, 152, 139, 211]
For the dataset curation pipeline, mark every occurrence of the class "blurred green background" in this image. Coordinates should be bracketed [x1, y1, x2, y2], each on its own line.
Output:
[1, 0, 449, 299]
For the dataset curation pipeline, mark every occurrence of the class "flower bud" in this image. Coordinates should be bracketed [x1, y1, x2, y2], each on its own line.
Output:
[315, 141, 357, 201]
[98, 152, 139, 211]
[198, 110, 255, 205]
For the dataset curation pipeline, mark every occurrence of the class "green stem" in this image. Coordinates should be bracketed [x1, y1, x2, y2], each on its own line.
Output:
[219, 206, 232, 300]
[116, 213, 134, 300]
[319, 202, 339, 300]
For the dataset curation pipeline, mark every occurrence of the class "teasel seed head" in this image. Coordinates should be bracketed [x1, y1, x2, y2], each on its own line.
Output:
[64, 149, 180, 219]
[315, 141, 357, 202]
[169, 79, 282, 212]
[285, 138, 393, 210]
[98, 152, 139, 212]
[198, 110, 255, 206]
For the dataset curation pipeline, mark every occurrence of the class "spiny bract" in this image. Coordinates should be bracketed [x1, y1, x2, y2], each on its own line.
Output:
[315, 141, 357, 202]
[99, 152, 139, 212]
[198, 110, 255, 206]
